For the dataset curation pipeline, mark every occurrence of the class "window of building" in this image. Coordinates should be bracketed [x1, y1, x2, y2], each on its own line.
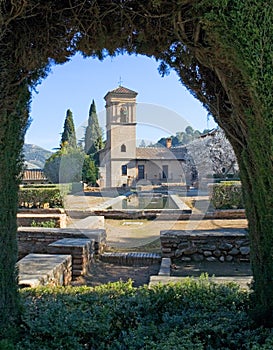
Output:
[121, 144, 126, 152]
[121, 165, 127, 176]
[162, 165, 168, 179]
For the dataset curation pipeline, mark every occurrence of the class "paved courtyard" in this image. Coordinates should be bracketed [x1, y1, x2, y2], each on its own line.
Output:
[65, 192, 248, 250]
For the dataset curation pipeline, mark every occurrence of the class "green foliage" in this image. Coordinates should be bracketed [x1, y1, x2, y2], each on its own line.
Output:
[84, 100, 103, 161]
[18, 187, 64, 208]
[0, 82, 31, 329]
[9, 278, 273, 349]
[30, 220, 57, 228]
[0, 339, 16, 350]
[82, 155, 98, 185]
[156, 126, 207, 147]
[210, 182, 244, 209]
[44, 147, 85, 184]
[61, 109, 77, 149]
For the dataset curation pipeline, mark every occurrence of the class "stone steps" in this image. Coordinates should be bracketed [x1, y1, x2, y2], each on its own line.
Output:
[48, 238, 95, 278]
[100, 252, 161, 266]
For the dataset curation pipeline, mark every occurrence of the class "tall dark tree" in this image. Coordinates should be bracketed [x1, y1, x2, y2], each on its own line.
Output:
[61, 109, 77, 149]
[84, 100, 103, 157]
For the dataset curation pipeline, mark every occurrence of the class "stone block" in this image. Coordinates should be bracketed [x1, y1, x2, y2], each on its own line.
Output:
[174, 249, 183, 258]
[204, 250, 212, 257]
[182, 247, 198, 255]
[226, 255, 233, 262]
[181, 257, 191, 262]
[18, 253, 72, 287]
[192, 254, 204, 262]
[203, 244, 217, 251]
[206, 256, 217, 262]
[240, 246, 250, 255]
[219, 242, 233, 250]
[177, 242, 189, 249]
[229, 248, 240, 256]
[213, 250, 221, 258]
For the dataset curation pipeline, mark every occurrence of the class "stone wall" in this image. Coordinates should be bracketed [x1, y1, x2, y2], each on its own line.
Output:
[17, 227, 107, 259]
[160, 229, 250, 262]
[17, 213, 67, 228]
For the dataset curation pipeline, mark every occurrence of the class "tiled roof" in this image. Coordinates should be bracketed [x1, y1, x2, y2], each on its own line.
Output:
[104, 86, 138, 99]
[22, 169, 48, 181]
[136, 147, 187, 160]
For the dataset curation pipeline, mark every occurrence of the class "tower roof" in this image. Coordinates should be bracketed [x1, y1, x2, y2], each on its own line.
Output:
[104, 86, 138, 100]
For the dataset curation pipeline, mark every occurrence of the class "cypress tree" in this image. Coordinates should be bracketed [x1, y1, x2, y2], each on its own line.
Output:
[61, 109, 77, 149]
[84, 100, 103, 158]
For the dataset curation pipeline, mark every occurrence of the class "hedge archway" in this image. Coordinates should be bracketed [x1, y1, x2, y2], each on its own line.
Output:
[0, 1, 272, 327]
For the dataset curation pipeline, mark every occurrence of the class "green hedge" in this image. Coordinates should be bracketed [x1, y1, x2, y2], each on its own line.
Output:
[3, 278, 273, 349]
[209, 181, 244, 209]
[18, 187, 64, 208]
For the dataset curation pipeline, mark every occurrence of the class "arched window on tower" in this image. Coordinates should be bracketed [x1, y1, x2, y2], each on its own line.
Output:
[121, 144, 126, 152]
[120, 106, 128, 123]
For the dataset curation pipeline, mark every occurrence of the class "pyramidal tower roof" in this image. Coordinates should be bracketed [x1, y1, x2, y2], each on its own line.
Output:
[104, 86, 138, 100]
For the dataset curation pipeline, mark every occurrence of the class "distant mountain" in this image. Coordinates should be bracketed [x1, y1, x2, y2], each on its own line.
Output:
[23, 144, 52, 169]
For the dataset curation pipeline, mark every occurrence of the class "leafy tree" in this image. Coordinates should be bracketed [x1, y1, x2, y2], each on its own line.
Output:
[156, 126, 202, 147]
[185, 125, 194, 135]
[84, 100, 103, 159]
[82, 155, 98, 185]
[45, 113, 84, 183]
[61, 109, 77, 149]
[0, 0, 272, 328]
[193, 130, 201, 138]
[44, 146, 84, 184]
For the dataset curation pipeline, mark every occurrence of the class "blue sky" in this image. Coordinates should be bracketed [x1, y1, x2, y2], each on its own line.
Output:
[27, 53, 217, 151]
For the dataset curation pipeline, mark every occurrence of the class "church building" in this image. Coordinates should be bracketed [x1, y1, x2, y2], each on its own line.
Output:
[99, 86, 190, 188]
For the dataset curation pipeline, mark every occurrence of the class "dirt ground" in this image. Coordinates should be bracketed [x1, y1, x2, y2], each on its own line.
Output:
[72, 260, 161, 288]
[105, 217, 247, 249]
[171, 261, 252, 277]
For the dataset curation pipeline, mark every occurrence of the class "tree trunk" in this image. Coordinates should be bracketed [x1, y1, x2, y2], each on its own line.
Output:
[0, 81, 30, 331]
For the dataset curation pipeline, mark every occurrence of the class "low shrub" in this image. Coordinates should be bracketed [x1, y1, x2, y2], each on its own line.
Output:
[18, 187, 64, 208]
[9, 277, 273, 349]
[30, 220, 57, 228]
[209, 181, 244, 209]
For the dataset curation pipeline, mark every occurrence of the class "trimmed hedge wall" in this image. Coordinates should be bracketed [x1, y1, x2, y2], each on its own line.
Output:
[209, 181, 244, 209]
[18, 187, 64, 208]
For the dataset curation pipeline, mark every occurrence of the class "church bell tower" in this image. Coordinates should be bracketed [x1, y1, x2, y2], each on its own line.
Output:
[103, 86, 138, 187]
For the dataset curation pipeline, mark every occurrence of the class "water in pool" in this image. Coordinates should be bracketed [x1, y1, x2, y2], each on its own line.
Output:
[121, 194, 177, 210]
